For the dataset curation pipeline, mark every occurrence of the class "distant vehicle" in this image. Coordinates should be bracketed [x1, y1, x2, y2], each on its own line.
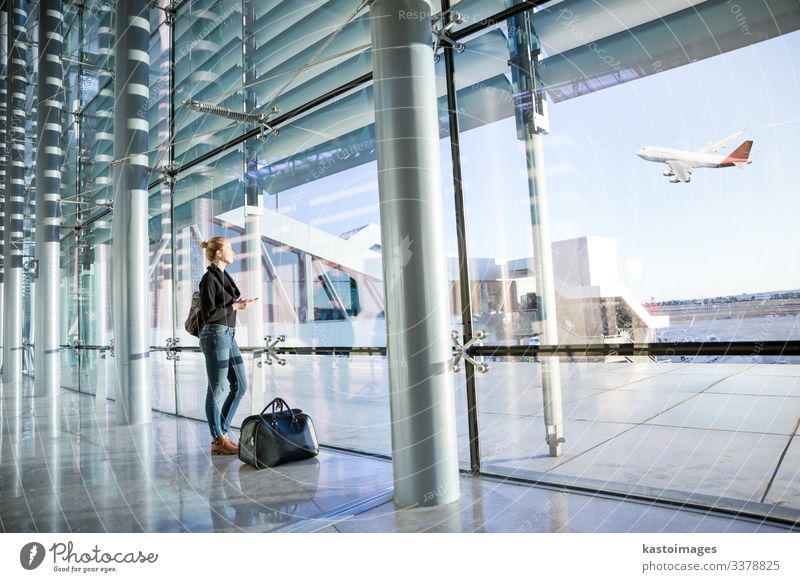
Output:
[705, 335, 720, 342]
[637, 129, 753, 183]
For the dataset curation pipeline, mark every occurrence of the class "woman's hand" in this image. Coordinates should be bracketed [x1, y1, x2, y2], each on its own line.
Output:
[233, 298, 258, 311]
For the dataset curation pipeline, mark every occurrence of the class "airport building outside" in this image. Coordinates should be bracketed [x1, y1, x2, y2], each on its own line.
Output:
[1, 0, 799, 533]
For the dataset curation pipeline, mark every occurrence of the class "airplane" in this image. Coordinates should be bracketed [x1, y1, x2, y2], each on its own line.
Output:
[636, 129, 753, 183]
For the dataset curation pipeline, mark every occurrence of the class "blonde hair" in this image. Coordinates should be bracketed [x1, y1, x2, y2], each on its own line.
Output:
[200, 237, 227, 263]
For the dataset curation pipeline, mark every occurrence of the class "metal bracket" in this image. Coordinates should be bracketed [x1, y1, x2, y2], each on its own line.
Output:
[70, 339, 82, 358]
[184, 100, 280, 141]
[161, 162, 179, 185]
[451, 330, 489, 373]
[256, 106, 280, 141]
[163, 1, 178, 26]
[546, 424, 566, 457]
[432, 8, 465, 62]
[264, 335, 286, 366]
[165, 337, 180, 361]
[107, 338, 114, 358]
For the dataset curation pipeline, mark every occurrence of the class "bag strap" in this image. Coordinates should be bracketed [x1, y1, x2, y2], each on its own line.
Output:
[261, 397, 297, 423]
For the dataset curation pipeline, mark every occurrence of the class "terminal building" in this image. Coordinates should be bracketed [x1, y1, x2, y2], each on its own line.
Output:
[1, 0, 799, 532]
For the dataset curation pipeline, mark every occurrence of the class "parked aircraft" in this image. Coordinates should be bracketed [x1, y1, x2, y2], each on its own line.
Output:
[637, 129, 753, 183]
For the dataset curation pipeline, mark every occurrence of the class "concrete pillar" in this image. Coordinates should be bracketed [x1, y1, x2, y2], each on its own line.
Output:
[34, 0, 64, 397]
[111, 0, 151, 425]
[371, 0, 460, 507]
[3, 0, 27, 383]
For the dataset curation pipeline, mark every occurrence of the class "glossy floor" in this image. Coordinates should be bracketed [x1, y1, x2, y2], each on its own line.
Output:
[0, 382, 792, 533]
[74, 357, 800, 515]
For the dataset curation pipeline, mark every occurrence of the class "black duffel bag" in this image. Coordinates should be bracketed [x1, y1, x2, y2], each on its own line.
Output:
[239, 397, 319, 469]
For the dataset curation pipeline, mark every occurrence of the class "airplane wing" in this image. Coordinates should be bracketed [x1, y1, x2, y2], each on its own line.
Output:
[694, 129, 745, 153]
[667, 161, 693, 183]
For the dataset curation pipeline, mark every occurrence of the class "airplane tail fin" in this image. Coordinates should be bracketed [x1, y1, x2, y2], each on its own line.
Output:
[722, 140, 753, 165]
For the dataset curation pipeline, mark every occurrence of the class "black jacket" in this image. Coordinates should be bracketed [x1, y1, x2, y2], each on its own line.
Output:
[199, 265, 241, 328]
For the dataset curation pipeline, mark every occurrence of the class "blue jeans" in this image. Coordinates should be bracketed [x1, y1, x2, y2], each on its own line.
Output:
[199, 324, 247, 439]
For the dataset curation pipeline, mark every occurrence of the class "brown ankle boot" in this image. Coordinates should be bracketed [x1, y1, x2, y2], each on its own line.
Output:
[211, 435, 238, 456]
[222, 433, 238, 448]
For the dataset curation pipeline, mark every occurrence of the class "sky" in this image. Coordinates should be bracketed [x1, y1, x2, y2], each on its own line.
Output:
[271, 28, 800, 303]
[538, 29, 800, 301]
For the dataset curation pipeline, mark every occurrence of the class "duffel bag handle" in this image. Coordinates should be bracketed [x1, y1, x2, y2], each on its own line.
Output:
[261, 397, 297, 423]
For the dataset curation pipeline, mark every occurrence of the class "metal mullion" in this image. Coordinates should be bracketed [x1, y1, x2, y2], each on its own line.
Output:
[75, 4, 84, 392]
[168, 14, 180, 417]
[443, 0, 481, 474]
[147, 346, 389, 356]
[470, 341, 800, 358]
[65, 341, 800, 359]
[59, 207, 111, 243]
[451, 0, 549, 42]
[149, 72, 373, 189]
[243, 0, 257, 208]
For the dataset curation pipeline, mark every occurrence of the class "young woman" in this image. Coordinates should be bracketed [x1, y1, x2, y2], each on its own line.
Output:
[198, 237, 258, 455]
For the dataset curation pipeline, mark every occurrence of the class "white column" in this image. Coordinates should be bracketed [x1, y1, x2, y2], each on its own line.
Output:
[3, 0, 28, 383]
[111, 0, 151, 425]
[34, 0, 64, 396]
[371, 0, 461, 507]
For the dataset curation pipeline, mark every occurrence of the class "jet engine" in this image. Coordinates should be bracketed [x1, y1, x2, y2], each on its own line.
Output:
[669, 176, 681, 183]
[662, 169, 674, 177]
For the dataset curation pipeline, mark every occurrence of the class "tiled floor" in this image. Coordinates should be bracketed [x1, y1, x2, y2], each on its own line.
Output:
[0, 379, 795, 533]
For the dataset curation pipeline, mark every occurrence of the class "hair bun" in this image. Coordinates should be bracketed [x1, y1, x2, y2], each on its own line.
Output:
[200, 241, 208, 249]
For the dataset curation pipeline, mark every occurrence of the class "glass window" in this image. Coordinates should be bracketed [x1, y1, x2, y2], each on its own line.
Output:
[246, 1, 372, 117]
[149, 22, 172, 172]
[173, 0, 243, 164]
[458, 10, 800, 519]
